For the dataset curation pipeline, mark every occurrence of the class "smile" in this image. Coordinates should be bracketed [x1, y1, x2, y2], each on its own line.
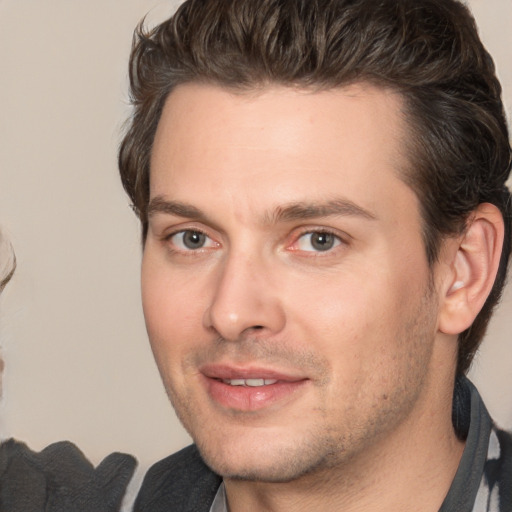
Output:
[221, 378, 278, 387]
[200, 365, 309, 412]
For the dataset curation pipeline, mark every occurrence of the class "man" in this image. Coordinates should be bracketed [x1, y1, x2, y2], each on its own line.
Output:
[119, 0, 512, 510]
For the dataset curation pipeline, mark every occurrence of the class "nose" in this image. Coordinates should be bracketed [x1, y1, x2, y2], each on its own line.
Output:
[203, 252, 286, 341]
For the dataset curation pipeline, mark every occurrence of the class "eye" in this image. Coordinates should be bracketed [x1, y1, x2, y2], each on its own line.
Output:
[169, 230, 217, 251]
[296, 231, 342, 252]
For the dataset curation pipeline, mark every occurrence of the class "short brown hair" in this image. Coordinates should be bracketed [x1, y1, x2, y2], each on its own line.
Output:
[119, 0, 512, 374]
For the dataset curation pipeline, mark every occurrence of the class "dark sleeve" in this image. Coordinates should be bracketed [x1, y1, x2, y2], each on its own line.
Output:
[134, 444, 222, 512]
[0, 438, 136, 512]
[496, 428, 512, 511]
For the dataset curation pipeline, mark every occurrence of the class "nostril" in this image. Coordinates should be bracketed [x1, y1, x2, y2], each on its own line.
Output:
[252, 325, 264, 330]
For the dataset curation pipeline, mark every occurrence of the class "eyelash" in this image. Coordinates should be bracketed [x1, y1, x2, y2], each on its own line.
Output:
[289, 228, 347, 255]
[162, 227, 347, 256]
[164, 229, 218, 253]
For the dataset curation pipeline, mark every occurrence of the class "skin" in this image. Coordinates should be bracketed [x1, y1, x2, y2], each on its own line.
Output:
[142, 83, 467, 511]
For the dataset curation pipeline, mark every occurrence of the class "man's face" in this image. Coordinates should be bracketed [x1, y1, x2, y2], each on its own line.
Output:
[142, 83, 443, 481]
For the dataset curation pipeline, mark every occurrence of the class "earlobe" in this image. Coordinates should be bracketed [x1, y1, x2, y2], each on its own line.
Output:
[438, 203, 504, 335]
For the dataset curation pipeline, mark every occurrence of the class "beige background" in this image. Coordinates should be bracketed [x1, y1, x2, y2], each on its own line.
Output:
[0, 0, 511, 505]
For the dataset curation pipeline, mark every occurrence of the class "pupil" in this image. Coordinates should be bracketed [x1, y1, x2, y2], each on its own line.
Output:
[183, 231, 205, 249]
[312, 232, 334, 251]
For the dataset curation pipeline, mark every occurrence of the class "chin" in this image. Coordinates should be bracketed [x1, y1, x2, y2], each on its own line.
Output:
[194, 430, 340, 483]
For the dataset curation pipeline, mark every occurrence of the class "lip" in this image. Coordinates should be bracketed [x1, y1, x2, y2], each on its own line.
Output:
[201, 363, 305, 382]
[200, 363, 309, 412]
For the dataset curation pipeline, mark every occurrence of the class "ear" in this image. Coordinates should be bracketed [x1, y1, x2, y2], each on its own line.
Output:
[438, 203, 504, 335]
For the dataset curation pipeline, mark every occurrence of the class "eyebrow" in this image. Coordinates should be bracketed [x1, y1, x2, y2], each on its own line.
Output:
[147, 196, 377, 224]
[269, 199, 377, 223]
[147, 196, 206, 221]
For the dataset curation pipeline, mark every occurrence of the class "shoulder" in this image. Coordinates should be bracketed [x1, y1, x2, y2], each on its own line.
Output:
[134, 444, 222, 512]
[488, 427, 512, 508]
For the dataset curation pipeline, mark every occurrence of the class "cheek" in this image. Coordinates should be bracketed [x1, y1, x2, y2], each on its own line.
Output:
[141, 259, 209, 364]
[281, 264, 425, 382]
[279, 275, 375, 400]
[283, 270, 382, 346]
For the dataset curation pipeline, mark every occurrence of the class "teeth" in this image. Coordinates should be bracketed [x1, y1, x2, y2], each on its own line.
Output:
[246, 378, 265, 387]
[222, 378, 278, 387]
[225, 379, 245, 386]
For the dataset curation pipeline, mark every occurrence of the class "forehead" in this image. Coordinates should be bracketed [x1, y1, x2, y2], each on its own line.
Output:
[149, 82, 417, 226]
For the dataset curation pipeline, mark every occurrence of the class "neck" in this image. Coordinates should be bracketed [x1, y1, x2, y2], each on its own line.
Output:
[224, 372, 465, 512]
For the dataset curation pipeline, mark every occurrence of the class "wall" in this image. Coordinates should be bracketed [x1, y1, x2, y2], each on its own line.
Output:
[0, 0, 510, 501]
[0, 0, 190, 493]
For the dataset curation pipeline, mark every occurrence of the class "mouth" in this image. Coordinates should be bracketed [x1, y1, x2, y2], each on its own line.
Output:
[220, 378, 278, 387]
[200, 364, 308, 412]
